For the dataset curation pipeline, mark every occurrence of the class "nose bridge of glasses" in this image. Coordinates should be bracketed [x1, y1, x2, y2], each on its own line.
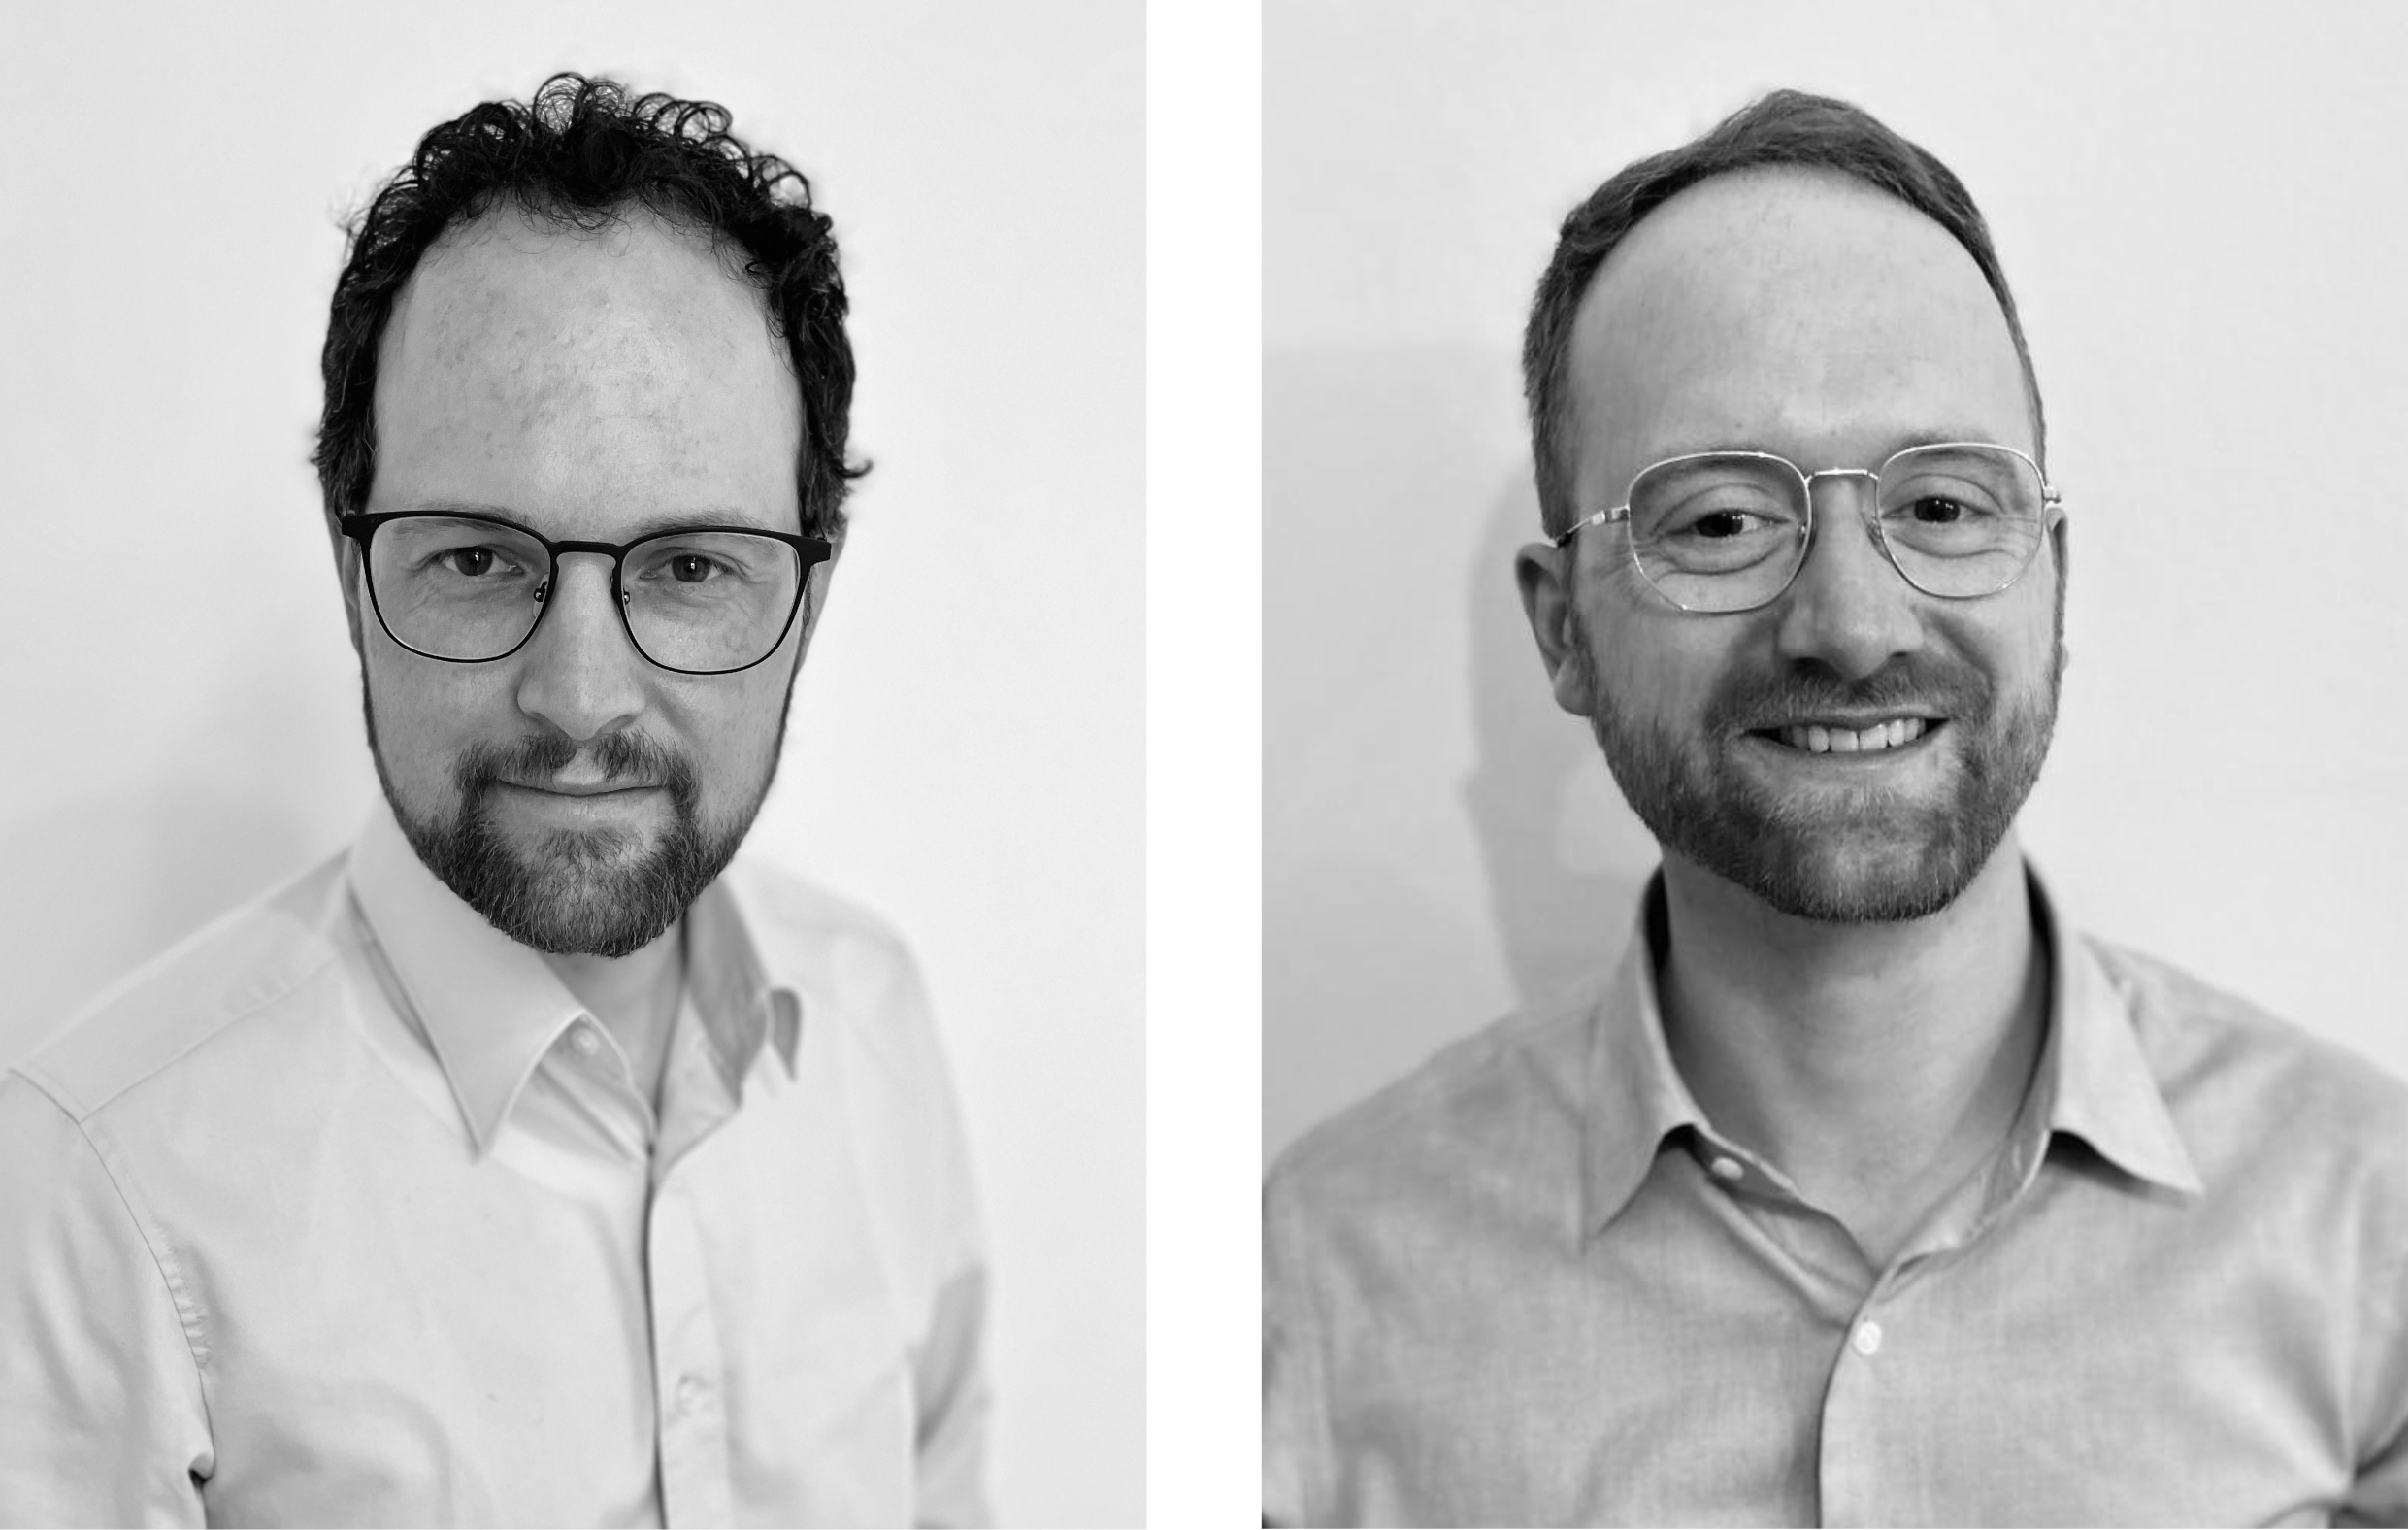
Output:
[1798, 465, 1883, 516]
[535, 543, 629, 604]
[1789, 465, 1910, 594]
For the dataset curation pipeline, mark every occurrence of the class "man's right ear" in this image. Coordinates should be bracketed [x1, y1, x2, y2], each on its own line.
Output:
[1513, 540, 1596, 719]
[327, 517, 367, 659]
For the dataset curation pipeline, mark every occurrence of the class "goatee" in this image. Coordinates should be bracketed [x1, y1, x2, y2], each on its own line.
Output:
[373, 723, 753, 958]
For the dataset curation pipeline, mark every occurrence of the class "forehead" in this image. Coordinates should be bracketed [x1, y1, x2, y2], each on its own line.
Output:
[370, 205, 802, 534]
[1565, 168, 2030, 490]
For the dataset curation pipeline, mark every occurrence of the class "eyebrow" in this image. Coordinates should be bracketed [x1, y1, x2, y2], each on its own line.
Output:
[402, 501, 790, 538]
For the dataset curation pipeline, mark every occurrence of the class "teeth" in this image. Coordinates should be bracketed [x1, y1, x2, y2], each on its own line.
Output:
[1776, 717, 1930, 754]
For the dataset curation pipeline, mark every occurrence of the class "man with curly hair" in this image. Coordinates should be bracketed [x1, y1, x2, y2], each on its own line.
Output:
[0, 75, 986, 1526]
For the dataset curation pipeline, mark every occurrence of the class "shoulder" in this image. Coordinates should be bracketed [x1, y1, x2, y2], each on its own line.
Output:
[2093, 936, 2408, 1143]
[13, 853, 357, 1124]
[1267, 996, 1593, 1226]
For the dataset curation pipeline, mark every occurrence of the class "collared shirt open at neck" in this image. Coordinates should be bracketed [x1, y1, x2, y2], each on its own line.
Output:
[1265, 868, 2408, 1526]
[0, 799, 987, 1528]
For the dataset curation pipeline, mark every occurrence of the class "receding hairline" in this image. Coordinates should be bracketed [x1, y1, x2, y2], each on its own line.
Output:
[400, 199, 780, 331]
[1558, 164, 2034, 479]
[378, 200, 802, 409]
[1521, 90, 2051, 541]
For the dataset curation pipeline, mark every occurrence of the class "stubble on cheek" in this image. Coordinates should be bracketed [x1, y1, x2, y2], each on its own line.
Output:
[1564, 608, 2059, 924]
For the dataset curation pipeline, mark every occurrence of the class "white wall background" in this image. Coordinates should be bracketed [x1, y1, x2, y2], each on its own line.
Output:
[0, 4, 1140, 1523]
[1266, 0, 2408, 1161]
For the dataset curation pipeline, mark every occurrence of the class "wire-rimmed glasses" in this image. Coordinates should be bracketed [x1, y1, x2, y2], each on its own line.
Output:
[340, 511, 834, 676]
[1551, 442, 2064, 614]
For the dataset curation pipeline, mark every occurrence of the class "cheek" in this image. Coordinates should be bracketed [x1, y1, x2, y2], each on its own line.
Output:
[670, 670, 790, 802]
[361, 641, 514, 772]
[1984, 584, 2062, 689]
[1581, 591, 1733, 727]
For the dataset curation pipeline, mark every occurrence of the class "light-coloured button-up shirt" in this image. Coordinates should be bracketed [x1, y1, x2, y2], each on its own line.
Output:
[1, 801, 986, 1527]
[1264, 870, 2408, 1526]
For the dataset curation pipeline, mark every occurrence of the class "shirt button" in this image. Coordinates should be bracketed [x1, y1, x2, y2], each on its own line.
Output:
[1707, 1155, 1744, 1182]
[572, 1025, 602, 1058]
[676, 1374, 708, 1413]
[1853, 1319, 1884, 1357]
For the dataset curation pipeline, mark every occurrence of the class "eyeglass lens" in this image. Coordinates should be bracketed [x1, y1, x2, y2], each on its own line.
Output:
[366, 516, 804, 671]
[1624, 445, 2047, 612]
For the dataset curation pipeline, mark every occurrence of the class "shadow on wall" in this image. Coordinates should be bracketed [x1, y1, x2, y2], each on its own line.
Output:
[1264, 345, 1498, 1164]
[1463, 472, 1657, 1025]
[1263, 343, 1660, 1160]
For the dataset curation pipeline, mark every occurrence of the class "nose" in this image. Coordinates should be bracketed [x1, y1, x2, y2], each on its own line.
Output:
[512, 552, 648, 745]
[1770, 472, 1925, 682]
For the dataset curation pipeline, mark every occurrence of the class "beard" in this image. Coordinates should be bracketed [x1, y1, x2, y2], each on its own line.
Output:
[367, 707, 775, 959]
[1572, 619, 2061, 924]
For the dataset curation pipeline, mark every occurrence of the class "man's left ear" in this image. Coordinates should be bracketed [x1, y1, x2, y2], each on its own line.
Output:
[2050, 512, 2071, 680]
[793, 552, 839, 655]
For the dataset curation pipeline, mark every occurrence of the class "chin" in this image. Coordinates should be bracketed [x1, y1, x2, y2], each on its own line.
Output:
[1732, 831, 1982, 924]
[511, 820, 653, 870]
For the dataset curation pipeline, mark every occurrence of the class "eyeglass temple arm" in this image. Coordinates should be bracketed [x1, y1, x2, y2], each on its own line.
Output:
[1550, 505, 1630, 549]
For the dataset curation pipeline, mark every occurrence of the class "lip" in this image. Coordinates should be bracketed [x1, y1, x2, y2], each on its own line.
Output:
[495, 781, 663, 799]
[1740, 717, 1950, 762]
[1748, 712, 1944, 731]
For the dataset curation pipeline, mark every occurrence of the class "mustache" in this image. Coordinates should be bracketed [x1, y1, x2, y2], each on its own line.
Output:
[1704, 654, 1996, 734]
[452, 731, 699, 803]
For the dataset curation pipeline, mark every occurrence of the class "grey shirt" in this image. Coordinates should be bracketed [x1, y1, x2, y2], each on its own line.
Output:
[1264, 870, 2408, 1526]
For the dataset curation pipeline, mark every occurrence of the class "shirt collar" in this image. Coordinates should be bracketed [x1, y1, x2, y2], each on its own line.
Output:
[2026, 871, 2204, 1197]
[347, 798, 801, 1155]
[1581, 877, 1711, 1236]
[1580, 862, 2202, 1235]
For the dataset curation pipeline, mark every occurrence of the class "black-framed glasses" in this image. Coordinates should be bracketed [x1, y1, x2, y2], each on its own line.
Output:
[340, 511, 834, 675]
[1551, 442, 2065, 615]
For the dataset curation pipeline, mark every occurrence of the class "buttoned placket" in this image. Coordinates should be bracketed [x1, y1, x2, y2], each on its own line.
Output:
[643, 1000, 755, 1528]
[1683, 1120, 2052, 1527]
[648, 1172, 733, 1527]
[1808, 1135, 2049, 1525]
[539, 996, 755, 1527]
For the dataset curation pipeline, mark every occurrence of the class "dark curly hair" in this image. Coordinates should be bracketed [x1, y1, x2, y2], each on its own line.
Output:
[313, 72, 863, 540]
[1523, 89, 2044, 539]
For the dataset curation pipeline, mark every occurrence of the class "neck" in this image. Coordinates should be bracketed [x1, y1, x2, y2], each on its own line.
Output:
[542, 921, 686, 1113]
[1655, 836, 2047, 1261]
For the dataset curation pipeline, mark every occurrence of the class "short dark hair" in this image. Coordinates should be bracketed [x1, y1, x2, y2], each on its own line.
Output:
[1521, 89, 2045, 537]
[313, 72, 863, 540]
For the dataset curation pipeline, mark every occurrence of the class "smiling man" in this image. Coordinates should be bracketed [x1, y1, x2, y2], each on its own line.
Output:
[0, 77, 984, 1526]
[1263, 92, 2408, 1525]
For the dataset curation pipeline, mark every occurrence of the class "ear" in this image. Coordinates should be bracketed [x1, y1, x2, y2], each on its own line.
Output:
[795, 546, 839, 651]
[2049, 509, 2071, 679]
[776, 546, 841, 689]
[327, 516, 367, 658]
[1514, 539, 1597, 718]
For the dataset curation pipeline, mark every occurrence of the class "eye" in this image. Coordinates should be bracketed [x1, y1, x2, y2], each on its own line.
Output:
[1906, 496, 1973, 525]
[1690, 509, 1770, 540]
[669, 553, 722, 583]
[433, 545, 509, 577]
